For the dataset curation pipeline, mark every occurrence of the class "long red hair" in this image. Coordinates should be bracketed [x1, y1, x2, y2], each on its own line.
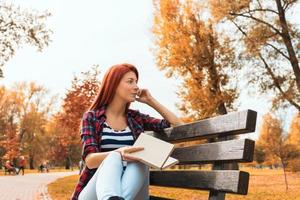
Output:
[89, 63, 139, 111]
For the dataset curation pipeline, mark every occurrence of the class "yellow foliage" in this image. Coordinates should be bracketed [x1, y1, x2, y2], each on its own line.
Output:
[257, 113, 282, 164]
[209, 0, 251, 22]
[245, 23, 275, 56]
[258, 113, 300, 168]
[288, 113, 300, 147]
[152, 0, 239, 120]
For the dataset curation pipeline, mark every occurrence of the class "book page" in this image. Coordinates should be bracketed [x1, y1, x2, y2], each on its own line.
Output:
[129, 133, 175, 169]
[162, 156, 179, 169]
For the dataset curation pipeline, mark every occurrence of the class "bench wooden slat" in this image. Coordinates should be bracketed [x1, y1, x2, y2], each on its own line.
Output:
[150, 170, 249, 195]
[172, 139, 255, 164]
[148, 110, 257, 142]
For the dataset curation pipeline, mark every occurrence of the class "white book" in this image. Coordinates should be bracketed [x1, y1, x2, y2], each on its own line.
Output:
[129, 133, 179, 170]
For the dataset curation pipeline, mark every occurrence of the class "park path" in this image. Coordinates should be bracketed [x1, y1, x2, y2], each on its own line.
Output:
[0, 171, 78, 200]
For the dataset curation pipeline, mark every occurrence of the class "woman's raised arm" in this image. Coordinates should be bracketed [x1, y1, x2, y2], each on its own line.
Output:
[136, 89, 183, 126]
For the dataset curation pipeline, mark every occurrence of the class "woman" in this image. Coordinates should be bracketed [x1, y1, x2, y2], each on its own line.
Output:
[71, 63, 182, 200]
[17, 156, 26, 175]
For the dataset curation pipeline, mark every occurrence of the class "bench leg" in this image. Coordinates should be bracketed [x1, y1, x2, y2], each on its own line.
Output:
[208, 191, 225, 200]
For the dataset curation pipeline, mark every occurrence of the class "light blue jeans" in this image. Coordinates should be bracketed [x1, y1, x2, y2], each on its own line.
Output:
[78, 151, 149, 200]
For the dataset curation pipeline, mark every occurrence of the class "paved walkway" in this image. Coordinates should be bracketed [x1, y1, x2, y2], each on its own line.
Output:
[0, 171, 78, 200]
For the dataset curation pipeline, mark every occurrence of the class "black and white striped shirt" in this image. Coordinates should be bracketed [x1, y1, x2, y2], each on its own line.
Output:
[100, 122, 134, 152]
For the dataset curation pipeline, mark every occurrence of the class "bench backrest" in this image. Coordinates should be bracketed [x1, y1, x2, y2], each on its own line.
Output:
[148, 109, 257, 200]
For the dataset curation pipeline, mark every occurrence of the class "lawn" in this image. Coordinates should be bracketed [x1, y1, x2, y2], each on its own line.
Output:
[48, 167, 300, 200]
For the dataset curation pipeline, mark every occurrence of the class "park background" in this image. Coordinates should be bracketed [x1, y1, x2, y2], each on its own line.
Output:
[1, 0, 300, 199]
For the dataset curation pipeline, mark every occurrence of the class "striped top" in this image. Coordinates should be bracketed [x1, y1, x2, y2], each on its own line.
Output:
[71, 107, 171, 200]
[100, 122, 134, 152]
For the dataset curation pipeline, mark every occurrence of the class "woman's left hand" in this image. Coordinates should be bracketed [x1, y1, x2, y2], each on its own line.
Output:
[135, 89, 154, 105]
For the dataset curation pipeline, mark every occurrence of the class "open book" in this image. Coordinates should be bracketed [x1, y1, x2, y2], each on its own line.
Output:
[129, 133, 179, 170]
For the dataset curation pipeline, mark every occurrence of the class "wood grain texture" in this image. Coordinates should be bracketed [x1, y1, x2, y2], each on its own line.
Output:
[150, 170, 249, 195]
[148, 110, 257, 142]
[171, 139, 255, 164]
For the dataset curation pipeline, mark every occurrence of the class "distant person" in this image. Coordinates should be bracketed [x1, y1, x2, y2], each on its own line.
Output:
[17, 156, 26, 175]
[39, 163, 45, 172]
[4, 160, 17, 175]
[39, 161, 49, 173]
[43, 161, 49, 172]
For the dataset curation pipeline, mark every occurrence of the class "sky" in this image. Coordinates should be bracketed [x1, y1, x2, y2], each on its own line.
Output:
[1, 0, 299, 140]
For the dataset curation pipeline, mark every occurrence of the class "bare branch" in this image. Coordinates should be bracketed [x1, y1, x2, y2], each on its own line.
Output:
[283, 0, 290, 11]
[266, 42, 290, 60]
[243, 8, 279, 15]
[256, 0, 263, 9]
[282, 0, 288, 10]
[230, 19, 248, 37]
[259, 53, 300, 110]
[229, 12, 283, 36]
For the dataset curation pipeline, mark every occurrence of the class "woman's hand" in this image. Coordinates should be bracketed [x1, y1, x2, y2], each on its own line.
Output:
[135, 89, 184, 127]
[114, 146, 144, 162]
[135, 89, 154, 105]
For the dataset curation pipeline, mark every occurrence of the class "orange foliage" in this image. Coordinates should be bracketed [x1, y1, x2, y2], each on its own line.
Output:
[258, 113, 299, 169]
[288, 112, 300, 147]
[0, 86, 20, 160]
[209, 0, 300, 111]
[152, 0, 240, 120]
[48, 66, 100, 165]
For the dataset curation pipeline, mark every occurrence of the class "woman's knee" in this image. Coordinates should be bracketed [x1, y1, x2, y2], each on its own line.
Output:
[108, 151, 122, 158]
[105, 151, 122, 163]
[127, 162, 149, 173]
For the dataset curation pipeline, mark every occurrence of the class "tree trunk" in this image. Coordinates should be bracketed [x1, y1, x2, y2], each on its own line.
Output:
[275, 0, 300, 92]
[65, 156, 71, 169]
[12, 157, 18, 168]
[29, 156, 34, 169]
[281, 159, 289, 192]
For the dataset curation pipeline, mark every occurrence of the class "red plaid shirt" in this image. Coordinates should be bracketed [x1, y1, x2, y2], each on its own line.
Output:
[71, 106, 171, 200]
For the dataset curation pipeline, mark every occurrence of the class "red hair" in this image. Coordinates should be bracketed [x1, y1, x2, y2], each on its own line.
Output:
[89, 63, 139, 111]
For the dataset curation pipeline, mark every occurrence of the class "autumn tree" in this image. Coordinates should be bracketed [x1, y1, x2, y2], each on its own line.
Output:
[209, 0, 300, 111]
[152, 0, 241, 120]
[12, 82, 56, 169]
[258, 113, 299, 191]
[253, 144, 266, 167]
[0, 2, 52, 77]
[0, 86, 19, 164]
[49, 66, 100, 168]
[287, 113, 300, 171]
[288, 112, 300, 147]
[0, 82, 55, 169]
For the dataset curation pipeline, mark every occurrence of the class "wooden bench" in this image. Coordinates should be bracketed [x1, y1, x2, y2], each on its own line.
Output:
[148, 109, 257, 200]
[3, 165, 17, 175]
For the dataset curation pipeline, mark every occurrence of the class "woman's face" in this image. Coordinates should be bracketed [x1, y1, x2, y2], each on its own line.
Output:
[115, 71, 139, 103]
